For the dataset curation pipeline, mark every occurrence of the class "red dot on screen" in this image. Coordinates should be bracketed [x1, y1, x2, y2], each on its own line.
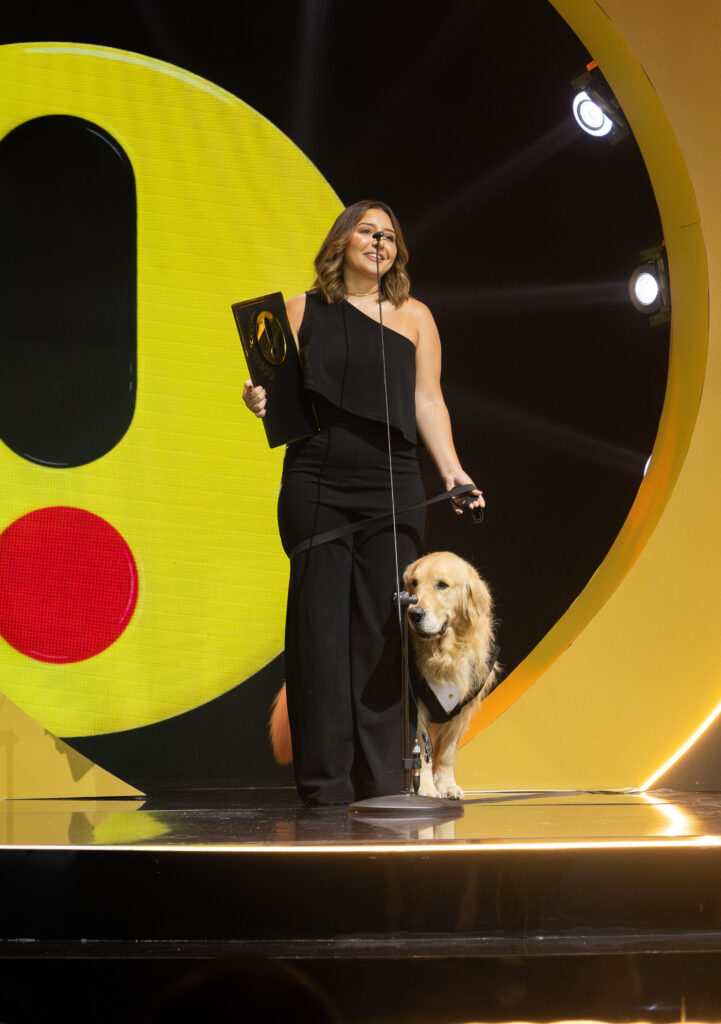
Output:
[0, 506, 138, 663]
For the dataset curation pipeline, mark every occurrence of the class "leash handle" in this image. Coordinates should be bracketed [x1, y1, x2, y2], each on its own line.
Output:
[450, 491, 484, 523]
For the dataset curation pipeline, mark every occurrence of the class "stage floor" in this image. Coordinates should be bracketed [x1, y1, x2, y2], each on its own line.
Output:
[4, 788, 721, 1022]
[4, 785, 721, 959]
[2, 785, 721, 850]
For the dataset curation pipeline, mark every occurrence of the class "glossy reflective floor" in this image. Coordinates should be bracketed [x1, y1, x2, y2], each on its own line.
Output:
[2, 785, 720, 849]
[5, 786, 721, 1024]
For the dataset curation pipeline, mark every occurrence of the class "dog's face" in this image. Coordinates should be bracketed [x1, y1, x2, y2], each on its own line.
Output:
[403, 551, 491, 640]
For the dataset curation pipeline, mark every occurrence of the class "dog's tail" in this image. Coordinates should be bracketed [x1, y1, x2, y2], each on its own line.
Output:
[269, 682, 293, 765]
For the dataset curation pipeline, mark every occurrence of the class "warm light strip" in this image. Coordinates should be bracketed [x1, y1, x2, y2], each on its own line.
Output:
[640, 694, 721, 791]
[2, 836, 721, 854]
[639, 791, 694, 836]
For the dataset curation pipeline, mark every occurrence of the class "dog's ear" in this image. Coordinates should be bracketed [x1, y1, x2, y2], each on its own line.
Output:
[462, 567, 491, 624]
[402, 560, 417, 588]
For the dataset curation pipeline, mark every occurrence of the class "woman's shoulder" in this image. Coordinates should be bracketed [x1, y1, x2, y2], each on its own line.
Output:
[397, 295, 437, 341]
[286, 292, 307, 314]
[286, 293, 307, 336]
[402, 295, 434, 320]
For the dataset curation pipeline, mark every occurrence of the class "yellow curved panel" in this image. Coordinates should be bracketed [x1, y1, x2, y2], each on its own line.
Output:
[0, 43, 341, 736]
[0, 692, 142, 798]
[459, 0, 715, 789]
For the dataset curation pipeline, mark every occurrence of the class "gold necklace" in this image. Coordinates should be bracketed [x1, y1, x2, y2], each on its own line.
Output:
[345, 288, 379, 298]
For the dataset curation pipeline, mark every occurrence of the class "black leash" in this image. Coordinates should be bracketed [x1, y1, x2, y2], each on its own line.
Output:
[288, 483, 481, 561]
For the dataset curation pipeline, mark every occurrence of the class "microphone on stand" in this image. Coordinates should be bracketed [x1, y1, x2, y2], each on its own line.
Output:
[349, 223, 465, 818]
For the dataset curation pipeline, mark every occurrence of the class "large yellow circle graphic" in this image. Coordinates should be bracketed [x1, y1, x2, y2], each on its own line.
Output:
[0, 43, 342, 736]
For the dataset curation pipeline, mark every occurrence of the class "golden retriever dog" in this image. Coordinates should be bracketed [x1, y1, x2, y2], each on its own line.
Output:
[403, 551, 500, 800]
[269, 551, 500, 801]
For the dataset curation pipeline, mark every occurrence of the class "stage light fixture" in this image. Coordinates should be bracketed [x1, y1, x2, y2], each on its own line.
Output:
[571, 61, 629, 144]
[631, 270, 660, 307]
[572, 90, 613, 137]
[629, 245, 670, 326]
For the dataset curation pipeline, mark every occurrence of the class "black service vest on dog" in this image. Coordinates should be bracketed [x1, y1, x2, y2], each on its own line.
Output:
[415, 646, 502, 724]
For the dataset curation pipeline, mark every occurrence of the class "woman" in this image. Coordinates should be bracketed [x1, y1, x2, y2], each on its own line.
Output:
[243, 200, 483, 805]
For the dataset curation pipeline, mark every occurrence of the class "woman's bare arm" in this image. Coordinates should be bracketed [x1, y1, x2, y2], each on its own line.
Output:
[412, 300, 484, 512]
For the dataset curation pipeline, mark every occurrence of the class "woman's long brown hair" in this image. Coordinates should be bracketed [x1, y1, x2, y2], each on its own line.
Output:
[310, 200, 410, 307]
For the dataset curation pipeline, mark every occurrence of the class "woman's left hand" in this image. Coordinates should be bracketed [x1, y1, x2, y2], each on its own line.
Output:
[444, 471, 485, 516]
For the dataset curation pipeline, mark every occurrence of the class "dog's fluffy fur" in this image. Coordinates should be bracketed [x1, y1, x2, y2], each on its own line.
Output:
[269, 550, 498, 801]
[403, 551, 498, 800]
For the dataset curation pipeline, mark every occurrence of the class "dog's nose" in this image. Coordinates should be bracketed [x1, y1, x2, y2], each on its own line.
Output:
[409, 607, 424, 624]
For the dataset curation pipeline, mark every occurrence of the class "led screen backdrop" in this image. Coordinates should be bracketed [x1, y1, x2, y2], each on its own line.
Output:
[0, 1, 668, 785]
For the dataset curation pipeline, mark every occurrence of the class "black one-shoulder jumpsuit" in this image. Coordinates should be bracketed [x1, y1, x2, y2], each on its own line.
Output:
[277, 293, 426, 805]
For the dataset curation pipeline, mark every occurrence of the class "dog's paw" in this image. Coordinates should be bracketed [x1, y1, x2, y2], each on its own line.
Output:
[439, 783, 464, 800]
[419, 781, 441, 799]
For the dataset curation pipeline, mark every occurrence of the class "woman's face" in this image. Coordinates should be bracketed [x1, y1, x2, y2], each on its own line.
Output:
[343, 207, 398, 280]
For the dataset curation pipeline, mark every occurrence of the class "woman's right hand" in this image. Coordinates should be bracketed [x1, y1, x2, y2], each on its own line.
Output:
[243, 379, 267, 418]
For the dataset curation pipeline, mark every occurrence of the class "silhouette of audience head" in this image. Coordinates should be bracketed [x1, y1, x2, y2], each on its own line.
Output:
[144, 957, 342, 1023]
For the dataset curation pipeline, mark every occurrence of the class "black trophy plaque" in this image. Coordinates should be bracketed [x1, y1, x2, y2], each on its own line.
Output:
[232, 292, 318, 448]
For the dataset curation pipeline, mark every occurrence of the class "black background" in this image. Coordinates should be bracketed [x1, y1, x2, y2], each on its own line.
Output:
[0, 0, 669, 785]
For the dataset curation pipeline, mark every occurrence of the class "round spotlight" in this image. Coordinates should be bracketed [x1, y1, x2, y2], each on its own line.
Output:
[630, 269, 660, 308]
[572, 90, 613, 137]
[628, 251, 670, 325]
[626, 264, 663, 311]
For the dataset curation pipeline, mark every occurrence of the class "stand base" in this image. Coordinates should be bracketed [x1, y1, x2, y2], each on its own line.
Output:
[348, 791, 464, 818]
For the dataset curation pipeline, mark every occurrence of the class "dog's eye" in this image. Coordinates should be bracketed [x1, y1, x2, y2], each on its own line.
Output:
[409, 578, 417, 588]
[435, 580, 449, 590]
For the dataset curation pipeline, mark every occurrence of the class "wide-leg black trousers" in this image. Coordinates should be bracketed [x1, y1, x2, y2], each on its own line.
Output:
[277, 403, 425, 805]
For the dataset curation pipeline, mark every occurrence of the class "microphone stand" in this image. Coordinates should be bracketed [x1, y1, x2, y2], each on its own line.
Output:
[348, 232, 463, 821]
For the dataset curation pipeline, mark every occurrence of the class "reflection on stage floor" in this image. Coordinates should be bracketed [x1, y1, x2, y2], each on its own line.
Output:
[2, 786, 720, 850]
